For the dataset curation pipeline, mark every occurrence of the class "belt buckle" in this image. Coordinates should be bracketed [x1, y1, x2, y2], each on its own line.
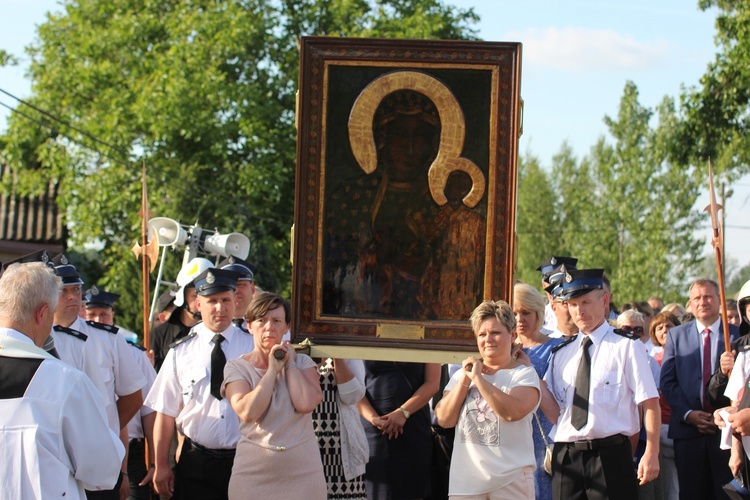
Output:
[574, 440, 594, 451]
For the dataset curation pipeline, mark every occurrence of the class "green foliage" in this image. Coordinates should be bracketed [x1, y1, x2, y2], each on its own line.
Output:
[514, 153, 560, 288]
[0, 49, 18, 67]
[672, 0, 750, 176]
[0, 0, 477, 334]
[517, 82, 704, 305]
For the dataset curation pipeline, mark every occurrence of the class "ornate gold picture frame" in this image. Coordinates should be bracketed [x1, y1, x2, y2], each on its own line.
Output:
[292, 36, 522, 355]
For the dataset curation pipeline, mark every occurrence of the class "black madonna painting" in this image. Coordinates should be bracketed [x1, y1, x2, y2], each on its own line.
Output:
[293, 37, 522, 350]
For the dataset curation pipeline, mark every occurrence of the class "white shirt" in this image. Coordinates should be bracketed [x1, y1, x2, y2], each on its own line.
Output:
[548, 327, 579, 339]
[543, 302, 557, 331]
[0, 328, 125, 499]
[52, 317, 147, 434]
[545, 321, 659, 442]
[446, 365, 540, 495]
[725, 346, 750, 402]
[144, 322, 254, 449]
[125, 343, 157, 440]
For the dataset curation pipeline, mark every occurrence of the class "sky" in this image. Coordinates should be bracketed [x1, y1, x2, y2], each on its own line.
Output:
[1, 0, 749, 282]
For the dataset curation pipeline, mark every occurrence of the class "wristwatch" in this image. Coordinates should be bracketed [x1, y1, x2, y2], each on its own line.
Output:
[399, 406, 410, 419]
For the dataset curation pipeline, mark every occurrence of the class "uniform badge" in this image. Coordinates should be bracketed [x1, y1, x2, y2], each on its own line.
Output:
[91, 285, 100, 295]
[206, 272, 216, 284]
[565, 271, 573, 283]
[41, 251, 49, 263]
[60, 254, 69, 265]
[228, 256, 235, 264]
[550, 257, 557, 266]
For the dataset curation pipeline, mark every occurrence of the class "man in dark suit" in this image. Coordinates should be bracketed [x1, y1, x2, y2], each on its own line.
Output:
[661, 278, 741, 499]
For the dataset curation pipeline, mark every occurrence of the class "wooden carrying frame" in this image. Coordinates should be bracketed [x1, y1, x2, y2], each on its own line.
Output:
[292, 37, 522, 362]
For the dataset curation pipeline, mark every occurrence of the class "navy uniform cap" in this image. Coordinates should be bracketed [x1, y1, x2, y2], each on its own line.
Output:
[193, 268, 241, 296]
[218, 255, 255, 281]
[85, 285, 120, 309]
[51, 253, 84, 286]
[537, 256, 578, 280]
[156, 288, 176, 313]
[3, 249, 54, 270]
[560, 268, 605, 301]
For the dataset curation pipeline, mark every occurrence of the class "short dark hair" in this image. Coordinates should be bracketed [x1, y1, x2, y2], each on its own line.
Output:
[245, 291, 291, 324]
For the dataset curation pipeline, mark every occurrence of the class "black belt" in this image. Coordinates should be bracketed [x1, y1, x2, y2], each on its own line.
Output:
[185, 437, 236, 459]
[565, 434, 628, 451]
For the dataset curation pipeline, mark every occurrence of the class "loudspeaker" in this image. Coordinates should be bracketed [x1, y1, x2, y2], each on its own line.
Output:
[148, 217, 189, 247]
[204, 232, 250, 259]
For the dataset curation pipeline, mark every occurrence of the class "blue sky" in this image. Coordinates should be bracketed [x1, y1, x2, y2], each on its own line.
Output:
[2, 0, 749, 281]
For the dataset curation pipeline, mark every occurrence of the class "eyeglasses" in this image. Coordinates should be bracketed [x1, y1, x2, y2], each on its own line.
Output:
[620, 325, 644, 335]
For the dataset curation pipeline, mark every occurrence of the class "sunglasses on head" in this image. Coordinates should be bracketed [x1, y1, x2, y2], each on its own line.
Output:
[621, 325, 644, 335]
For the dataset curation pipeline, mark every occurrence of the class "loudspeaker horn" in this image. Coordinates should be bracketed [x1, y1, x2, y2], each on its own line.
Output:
[148, 217, 189, 247]
[204, 232, 250, 259]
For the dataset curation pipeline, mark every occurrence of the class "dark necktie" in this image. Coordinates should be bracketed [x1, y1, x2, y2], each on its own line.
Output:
[702, 329, 712, 412]
[210, 334, 226, 401]
[571, 336, 593, 430]
[232, 318, 248, 333]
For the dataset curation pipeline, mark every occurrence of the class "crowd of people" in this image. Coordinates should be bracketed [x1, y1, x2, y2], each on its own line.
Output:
[2, 249, 750, 500]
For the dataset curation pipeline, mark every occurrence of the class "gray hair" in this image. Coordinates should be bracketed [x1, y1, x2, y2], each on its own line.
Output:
[689, 278, 720, 296]
[469, 300, 516, 336]
[0, 263, 62, 323]
[617, 309, 644, 328]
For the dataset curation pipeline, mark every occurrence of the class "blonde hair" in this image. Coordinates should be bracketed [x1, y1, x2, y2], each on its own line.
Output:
[513, 282, 545, 331]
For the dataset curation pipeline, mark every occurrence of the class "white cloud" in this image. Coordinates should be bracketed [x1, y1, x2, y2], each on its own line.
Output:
[505, 27, 669, 71]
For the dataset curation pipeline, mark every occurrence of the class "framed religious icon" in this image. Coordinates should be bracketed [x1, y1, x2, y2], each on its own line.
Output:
[292, 36, 522, 359]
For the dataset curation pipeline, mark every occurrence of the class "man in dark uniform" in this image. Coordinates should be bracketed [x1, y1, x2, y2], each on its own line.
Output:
[541, 268, 660, 500]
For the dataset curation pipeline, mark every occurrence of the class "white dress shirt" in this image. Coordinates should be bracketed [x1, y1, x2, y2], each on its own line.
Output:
[52, 317, 147, 434]
[125, 342, 157, 440]
[0, 328, 125, 499]
[144, 322, 254, 449]
[545, 321, 659, 442]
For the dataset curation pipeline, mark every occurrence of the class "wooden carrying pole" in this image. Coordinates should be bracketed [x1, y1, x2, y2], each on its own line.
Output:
[130, 162, 159, 475]
[705, 159, 731, 352]
[131, 162, 159, 349]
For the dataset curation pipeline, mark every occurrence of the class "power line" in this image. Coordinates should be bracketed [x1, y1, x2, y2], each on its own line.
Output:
[0, 86, 130, 159]
[0, 96, 291, 229]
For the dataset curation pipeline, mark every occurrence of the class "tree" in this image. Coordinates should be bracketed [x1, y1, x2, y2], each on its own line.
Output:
[514, 153, 560, 287]
[671, 0, 750, 177]
[0, 0, 478, 334]
[547, 83, 703, 304]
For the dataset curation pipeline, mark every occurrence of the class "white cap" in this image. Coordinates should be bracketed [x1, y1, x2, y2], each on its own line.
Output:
[173, 258, 214, 307]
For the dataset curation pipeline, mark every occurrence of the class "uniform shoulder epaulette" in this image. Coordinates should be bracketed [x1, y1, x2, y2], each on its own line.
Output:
[613, 328, 639, 340]
[169, 331, 197, 349]
[86, 320, 119, 334]
[53, 324, 88, 342]
[551, 334, 577, 353]
[126, 340, 146, 351]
